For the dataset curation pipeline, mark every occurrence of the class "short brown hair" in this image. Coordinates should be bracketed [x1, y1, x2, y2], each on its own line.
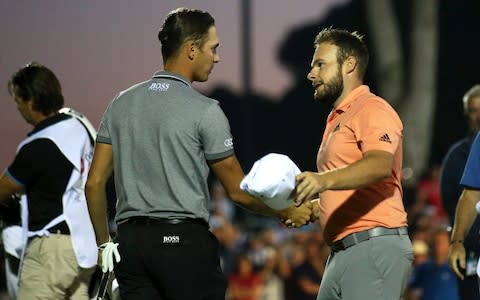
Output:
[8, 62, 64, 115]
[314, 27, 369, 79]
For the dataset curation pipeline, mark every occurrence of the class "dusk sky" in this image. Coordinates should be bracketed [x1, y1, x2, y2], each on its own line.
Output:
[0, 0, 348, 169]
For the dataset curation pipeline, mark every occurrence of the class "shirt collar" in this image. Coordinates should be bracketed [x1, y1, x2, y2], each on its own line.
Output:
[335, 85, 370, 112]
[152, 71, 192, 88]
[28, 113, 72, 136]
[327, 85, 370, 122]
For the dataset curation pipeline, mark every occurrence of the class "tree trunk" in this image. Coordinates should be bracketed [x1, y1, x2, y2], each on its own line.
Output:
[365, 0, 438, 185]
[399, 0, 438, 184]
[364, 0, 404, 108]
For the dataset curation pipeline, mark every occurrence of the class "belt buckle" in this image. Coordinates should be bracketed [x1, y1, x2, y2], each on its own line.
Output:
[167, 218, 183, 225]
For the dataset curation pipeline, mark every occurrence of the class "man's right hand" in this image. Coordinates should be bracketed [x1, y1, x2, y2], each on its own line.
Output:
[281, 201, 313, 228]
[448, 242, 466, 280]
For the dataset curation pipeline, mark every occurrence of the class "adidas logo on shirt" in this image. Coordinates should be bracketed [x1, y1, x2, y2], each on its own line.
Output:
[379, 133, 392, 143]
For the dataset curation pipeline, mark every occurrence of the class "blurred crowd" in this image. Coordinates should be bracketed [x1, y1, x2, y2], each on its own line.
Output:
[0, 163, 467, 300]
[206, 167, 458, 300]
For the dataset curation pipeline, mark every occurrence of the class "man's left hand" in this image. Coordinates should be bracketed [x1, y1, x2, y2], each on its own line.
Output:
[448, 242, 466, 280]
[294, 172, 329, 205]
[98, 241, 121, 273]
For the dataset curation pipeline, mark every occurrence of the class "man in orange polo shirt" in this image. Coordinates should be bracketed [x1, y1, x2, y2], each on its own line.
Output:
[294, 27, 413, 300]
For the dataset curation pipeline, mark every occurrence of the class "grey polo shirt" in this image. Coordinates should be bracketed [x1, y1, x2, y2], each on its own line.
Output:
[97, 71, 234, 223]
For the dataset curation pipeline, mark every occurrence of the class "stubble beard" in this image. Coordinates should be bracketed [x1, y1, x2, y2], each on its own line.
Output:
[314, 71, 343, 106]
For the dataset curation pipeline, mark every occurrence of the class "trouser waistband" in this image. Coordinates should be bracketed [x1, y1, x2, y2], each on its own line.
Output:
[122, 216, 208, 228]
[331, 227, 408, 252]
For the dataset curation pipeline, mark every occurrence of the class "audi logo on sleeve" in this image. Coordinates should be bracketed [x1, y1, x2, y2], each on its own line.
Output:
[224, 138, 233, 147]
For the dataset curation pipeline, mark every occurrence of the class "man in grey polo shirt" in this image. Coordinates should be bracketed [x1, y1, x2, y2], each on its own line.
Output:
[85, 7, 312, 300]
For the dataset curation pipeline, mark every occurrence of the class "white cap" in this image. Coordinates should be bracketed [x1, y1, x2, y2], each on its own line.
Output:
[240, 153, 300, 210]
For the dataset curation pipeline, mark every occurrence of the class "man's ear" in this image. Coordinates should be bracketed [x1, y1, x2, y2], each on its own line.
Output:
[185, 41, 197, 61]
[344, 56, 357, 74]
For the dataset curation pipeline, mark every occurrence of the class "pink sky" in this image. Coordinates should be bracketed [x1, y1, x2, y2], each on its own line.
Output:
[0, 0, 348, 169]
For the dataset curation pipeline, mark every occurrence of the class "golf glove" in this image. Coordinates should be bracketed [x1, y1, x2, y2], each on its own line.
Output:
[98, 241, 121, 273]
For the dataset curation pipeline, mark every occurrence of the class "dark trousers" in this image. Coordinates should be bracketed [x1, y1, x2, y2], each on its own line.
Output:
[458, 276, 480, 300]
[458, 247, 480, 300]
[114, 218, 227, 300]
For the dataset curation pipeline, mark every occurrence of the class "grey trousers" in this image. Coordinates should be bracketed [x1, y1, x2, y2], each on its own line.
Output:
[317, 234, 413, 300]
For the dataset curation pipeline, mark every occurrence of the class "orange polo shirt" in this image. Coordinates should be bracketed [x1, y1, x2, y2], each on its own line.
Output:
[317, 85, 407, 244]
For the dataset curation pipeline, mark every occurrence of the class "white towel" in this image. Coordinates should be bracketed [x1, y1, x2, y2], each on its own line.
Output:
[2, 225, 23, 259]
[240, 153, 300, 210]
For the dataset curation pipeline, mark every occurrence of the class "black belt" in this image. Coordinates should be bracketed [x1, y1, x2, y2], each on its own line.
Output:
[330, 227, 408, 252]
[31, 222, 70, 235]
[28, 227, 70, 242]
[49, 223, 70, 235]
[123, 216, 208, 227]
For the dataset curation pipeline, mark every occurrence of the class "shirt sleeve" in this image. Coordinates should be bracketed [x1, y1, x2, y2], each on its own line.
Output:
[352, 100, 402, 154]
[440, 140, 468, 222]
[460, 133, 480, 189]
[8, 139, 63, 186]
[199, 103, 234, 161]
[96, 99, 114, 144]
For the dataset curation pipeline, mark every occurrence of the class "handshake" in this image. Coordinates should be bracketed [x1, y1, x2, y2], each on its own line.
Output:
[240, 153, 321, 228]
[280, 199, 320, 228]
